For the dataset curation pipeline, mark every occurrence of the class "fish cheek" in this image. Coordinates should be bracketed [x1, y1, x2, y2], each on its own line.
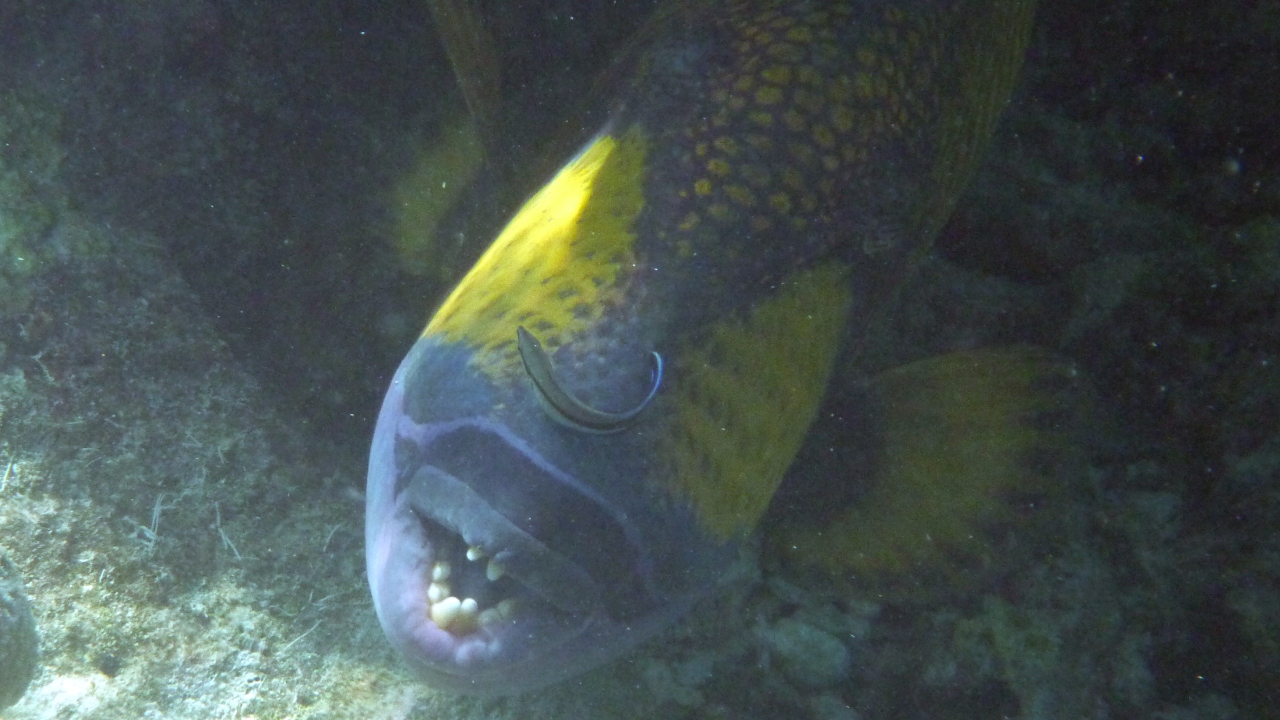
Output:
[364, 372, 443, 661]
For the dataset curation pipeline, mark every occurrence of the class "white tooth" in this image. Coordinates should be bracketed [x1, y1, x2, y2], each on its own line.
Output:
[432, 561, 451, 582]
[486, 560, 506, 582]
[460, 597, 479, 618]
[430, 596, 462, 628]
[478, 608, 503, 627]
[427, 582, 450, 603]
[466, 546, 485, 561]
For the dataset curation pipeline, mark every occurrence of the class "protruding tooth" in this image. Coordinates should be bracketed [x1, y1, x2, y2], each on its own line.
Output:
[427, 581, 450, 604]
[480, 598, 518, 626]
[430, 596, 461, 628]
[486, 560, 506, 582]
[466, 546, 485, 561]
[496, 598, 517, 619]
[431, 561, 451, 582]
[460, 597, 479, 618]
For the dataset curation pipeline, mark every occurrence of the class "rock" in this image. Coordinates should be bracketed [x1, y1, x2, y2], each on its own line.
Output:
[760, 617, 851, 689]
[0, 550, 38, 709]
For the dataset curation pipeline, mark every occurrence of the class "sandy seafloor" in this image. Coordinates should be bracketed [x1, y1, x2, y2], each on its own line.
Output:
[2, 0, 1279, 718]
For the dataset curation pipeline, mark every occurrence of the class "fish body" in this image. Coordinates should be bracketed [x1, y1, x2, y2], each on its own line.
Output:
[367, 0, 1035, 694]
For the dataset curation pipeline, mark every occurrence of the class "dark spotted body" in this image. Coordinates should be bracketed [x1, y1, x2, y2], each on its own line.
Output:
[615, 0, 1019, 331]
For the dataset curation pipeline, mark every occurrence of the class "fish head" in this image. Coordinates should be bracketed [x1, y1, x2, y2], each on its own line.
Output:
[365, 336, 726, 694]
[364, 123, 850, 692]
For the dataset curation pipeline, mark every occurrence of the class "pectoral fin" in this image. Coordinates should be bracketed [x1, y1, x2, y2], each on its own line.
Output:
[770, 346, 1091, 598]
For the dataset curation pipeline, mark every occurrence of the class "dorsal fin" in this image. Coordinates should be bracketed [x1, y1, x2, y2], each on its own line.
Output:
[425, 0, 502, 163]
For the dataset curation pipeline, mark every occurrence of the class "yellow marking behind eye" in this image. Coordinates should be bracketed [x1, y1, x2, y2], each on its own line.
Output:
[424, 128, 648, 375]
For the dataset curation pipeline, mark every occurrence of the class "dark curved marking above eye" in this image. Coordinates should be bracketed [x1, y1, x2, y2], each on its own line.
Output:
[517, 326, 662, 434]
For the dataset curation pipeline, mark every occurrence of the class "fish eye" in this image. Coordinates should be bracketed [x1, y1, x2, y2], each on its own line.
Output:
[517, 326, 663, 434]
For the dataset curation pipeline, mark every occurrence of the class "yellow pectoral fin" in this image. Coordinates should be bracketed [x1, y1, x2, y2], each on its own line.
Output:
[661, 262, 854, 540]
[393, 114, 486, 283]
[772, 345, 1089, 596]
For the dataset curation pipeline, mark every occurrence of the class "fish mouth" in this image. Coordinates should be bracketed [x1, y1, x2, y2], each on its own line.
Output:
[373, 419, 657, 691]
[403, 462, 605, 632]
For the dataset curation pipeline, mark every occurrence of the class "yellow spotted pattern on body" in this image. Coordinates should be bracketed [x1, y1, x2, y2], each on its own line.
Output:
[425, 129, 648, 377]
[661, 262, 853, 539]
[674, 0, 941, 239]
[647, 0, 1036, 541]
